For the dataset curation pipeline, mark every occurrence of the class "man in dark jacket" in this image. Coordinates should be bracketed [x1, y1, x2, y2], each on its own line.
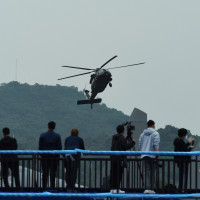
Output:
[64, 128, 85, 190]
[110, 125, 135, 193]
[174, 128, 194, 193]
[0, 128, 20, 189]
[39, 121, 62, 189]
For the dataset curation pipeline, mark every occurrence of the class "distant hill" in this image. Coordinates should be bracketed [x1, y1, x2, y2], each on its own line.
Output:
[0, 82, 199, 151]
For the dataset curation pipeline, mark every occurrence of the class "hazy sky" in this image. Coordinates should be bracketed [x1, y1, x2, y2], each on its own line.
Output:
[0, 0, 200, 134]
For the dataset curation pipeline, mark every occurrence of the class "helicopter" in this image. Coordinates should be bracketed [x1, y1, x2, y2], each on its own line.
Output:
[58, 55, 145, 108]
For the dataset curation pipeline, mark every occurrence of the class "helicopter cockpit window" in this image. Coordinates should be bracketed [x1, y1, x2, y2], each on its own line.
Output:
[96, 69, 105, 76]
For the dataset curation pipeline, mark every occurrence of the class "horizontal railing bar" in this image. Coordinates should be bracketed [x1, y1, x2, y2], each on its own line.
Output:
[0, 192, 199, 198]
[0, 150, 77, 154]
[76, 149, 200, 156]
[0, 149, 200, 156]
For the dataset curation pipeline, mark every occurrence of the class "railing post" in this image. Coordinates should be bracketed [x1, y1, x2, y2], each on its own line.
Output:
[156, 158, 159, 191]
[77, 152, 81, 192]
[173, 157, 175, 190]
[126, 159, 130, 189]
[195, 156, 198, 192]
[32, 154, 36, 191]
[162, 159, 165, 191]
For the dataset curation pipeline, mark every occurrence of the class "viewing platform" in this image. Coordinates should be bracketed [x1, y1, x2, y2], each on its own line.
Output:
[0, 150, 200, 199]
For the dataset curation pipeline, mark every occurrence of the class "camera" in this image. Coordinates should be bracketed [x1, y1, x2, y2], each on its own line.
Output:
[192, 140, 195, 145]
[188, 137, 195, 145]
[122, 121, 135, 141]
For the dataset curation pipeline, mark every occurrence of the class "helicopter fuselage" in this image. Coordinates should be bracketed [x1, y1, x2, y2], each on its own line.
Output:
[90, 69, 112, 101]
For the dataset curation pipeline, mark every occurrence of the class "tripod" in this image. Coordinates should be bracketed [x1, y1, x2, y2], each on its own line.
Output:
[126, 146, 145, 189]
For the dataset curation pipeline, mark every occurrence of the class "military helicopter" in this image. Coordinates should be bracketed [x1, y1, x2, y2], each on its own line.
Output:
[58, 55, 145, 108]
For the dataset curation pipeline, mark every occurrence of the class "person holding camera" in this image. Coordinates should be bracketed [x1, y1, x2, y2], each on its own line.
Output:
[174, 128, 194, 193]
[110, 125, 135, 193]
[139, 120, 160, 194]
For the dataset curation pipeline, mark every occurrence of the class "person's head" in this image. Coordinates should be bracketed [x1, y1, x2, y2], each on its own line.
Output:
[147, 120, 155, 129]
[48, 121, 56, 130]
[2, 127, 10, 136]
[116, 125, 125, 134]
[178, 128, 187, 139]
[71, 128, 79, 136]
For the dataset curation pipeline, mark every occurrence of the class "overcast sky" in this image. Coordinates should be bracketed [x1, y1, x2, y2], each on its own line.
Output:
[0, 0, 200, 134]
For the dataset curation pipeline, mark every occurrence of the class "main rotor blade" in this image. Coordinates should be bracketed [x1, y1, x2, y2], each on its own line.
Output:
[58, 71, 93, 80]
[62, 66, 94, 70]
[99, 55, 118, 69]
[107, 62, 145, 70]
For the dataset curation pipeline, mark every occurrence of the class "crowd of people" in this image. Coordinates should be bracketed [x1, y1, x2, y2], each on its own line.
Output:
[0, 121, 85, 191]
[0, 120, 194, 194]
[111, 120, 194, 194]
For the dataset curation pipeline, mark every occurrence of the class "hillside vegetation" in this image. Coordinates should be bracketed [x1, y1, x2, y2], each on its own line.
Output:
[0, 82, 199, 151]
[0, 82, 128, 150]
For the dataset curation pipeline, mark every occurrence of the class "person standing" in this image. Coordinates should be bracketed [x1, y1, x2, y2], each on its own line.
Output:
[110, 125, 135, 193]
[139, 120, 160, 194]
[174, 128, 194, 193]
[0, 128, 20, 189]
[39, 121, 62, 190]
[64, 128, 85, 191]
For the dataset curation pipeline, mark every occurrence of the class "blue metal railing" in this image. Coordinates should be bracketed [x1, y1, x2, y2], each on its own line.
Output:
[0, 149, 199, 156]
[0, 149, 199, 198]
[0, 192, 199, 198]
